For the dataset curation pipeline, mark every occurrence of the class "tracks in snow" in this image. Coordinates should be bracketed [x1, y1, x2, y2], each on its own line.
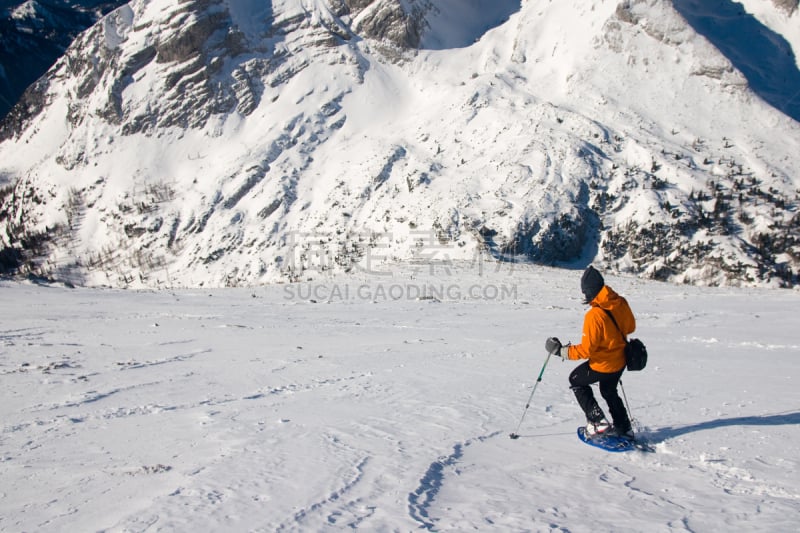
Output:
[408, 431, 503, 530]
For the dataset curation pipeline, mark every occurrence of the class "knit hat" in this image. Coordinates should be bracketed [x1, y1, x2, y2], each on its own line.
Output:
[581, 266, 604, 303]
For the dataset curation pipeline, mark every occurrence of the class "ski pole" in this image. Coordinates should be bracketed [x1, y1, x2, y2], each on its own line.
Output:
[619, 379, 638, 433]
[509, 347, 555, 440]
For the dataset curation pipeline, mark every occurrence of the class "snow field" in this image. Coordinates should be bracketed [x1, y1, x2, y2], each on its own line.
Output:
[1, 264, 798, 531]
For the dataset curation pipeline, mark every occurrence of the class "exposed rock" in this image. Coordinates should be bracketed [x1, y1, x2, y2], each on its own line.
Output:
[772, 0, 798, 14]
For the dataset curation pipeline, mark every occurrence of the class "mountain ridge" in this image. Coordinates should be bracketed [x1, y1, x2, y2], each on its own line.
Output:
[0, 0, 127, 121]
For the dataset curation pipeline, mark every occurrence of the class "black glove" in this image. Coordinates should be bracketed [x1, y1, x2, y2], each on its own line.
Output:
[545, 337, 562, 355]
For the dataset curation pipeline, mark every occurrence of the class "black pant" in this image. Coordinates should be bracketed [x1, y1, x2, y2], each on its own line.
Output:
[569, 361, 630, 430]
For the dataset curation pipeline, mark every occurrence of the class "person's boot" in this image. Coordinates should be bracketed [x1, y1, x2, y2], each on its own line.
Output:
[586, 406, 610, 436]
[610, 420, 634, 439]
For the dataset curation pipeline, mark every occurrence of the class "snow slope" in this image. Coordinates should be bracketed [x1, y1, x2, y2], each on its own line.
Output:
[1, 264, 798, 531]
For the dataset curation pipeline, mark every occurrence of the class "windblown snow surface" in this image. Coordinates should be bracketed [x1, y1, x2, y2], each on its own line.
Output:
[1, 263, 799, 531]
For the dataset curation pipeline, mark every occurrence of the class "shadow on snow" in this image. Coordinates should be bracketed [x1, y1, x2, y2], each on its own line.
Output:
[646, 411, 800, 443]
[672, 0, 800, 122]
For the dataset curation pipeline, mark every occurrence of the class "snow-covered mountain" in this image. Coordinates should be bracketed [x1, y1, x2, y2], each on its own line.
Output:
[0, 0, 799, 288]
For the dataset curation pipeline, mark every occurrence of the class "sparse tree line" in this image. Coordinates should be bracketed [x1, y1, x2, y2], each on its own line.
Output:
[0, 179, 173, 285]
[1, 133, 798, 288]
[596, 141, 798, 287]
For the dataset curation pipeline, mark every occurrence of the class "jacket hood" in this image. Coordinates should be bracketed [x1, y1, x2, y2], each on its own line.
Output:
[591, 286, 624, 312]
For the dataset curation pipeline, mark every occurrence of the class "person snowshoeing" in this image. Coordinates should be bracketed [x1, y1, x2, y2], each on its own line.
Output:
[546, 266, 634, 438]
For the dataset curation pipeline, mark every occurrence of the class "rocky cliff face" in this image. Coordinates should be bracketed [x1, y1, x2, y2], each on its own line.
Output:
[0, 0, 798, 288]
[2, 0, 430, 138]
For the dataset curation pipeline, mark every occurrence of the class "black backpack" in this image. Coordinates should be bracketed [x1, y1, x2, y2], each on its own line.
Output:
[602, 309, 648, 371]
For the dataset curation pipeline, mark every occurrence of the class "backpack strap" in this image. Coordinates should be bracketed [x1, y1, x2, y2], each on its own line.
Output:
[601, 308, 627, 343]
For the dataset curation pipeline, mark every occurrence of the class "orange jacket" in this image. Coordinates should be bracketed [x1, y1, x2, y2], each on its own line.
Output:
[566, 285, 635, 373]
